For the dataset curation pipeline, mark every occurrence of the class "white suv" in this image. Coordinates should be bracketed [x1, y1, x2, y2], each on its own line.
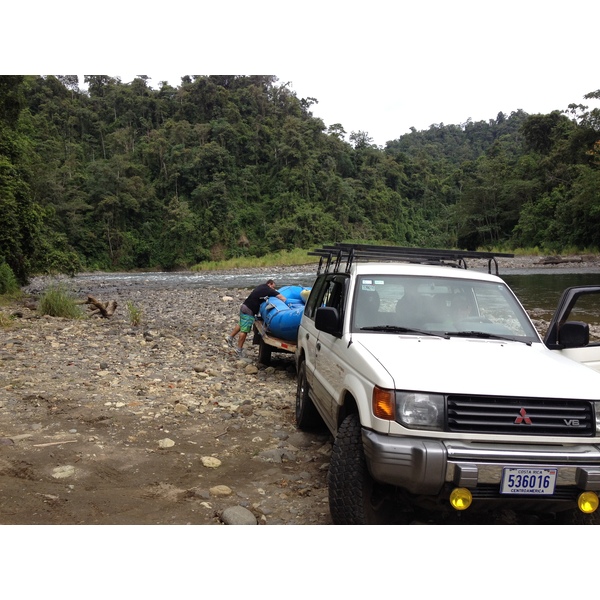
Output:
[295, 244, 600, 524]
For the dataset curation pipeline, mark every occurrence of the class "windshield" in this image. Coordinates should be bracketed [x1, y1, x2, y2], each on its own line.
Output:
[352, 274, 540, 343]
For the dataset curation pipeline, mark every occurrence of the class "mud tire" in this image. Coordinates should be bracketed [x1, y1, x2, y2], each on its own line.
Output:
[328, 413, 397, 524]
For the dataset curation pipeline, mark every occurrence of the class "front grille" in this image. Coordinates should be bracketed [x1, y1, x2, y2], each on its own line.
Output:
[447, 395, 594, 436]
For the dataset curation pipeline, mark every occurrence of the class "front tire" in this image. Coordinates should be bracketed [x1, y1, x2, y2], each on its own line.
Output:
[295, 361, 325, 430]
[328, 413, 397, 524]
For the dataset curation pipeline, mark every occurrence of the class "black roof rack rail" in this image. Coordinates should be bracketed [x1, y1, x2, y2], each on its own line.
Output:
[309, 244, 514, 276]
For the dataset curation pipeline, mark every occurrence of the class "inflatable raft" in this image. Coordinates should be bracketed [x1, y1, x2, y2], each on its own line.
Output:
[258, 285, 311, 341]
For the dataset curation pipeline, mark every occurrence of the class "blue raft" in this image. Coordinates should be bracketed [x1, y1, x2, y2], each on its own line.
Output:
[258, 284, 311, 341]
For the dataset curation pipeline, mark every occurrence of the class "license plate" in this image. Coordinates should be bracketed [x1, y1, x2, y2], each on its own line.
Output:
[500, 467, 557, 495]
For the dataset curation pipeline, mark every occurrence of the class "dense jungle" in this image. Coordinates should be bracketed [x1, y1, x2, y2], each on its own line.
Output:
[0, 75, 599, 284]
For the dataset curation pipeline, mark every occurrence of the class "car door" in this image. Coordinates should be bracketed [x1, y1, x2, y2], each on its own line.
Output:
[312, 273, 349, 429]
[299, 274, 328, 390]
[544, 285, 600, 373]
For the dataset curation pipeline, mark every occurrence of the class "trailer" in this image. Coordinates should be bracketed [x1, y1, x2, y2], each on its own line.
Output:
[252, 317, 297, 365]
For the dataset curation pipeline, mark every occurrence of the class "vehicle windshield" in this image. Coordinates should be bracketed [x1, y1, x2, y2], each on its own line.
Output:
[352, 274, 540, 343]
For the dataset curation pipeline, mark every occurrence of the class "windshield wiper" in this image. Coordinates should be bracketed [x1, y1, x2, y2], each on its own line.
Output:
[444, 330, 532, 345]
[360, 325, 449, 338]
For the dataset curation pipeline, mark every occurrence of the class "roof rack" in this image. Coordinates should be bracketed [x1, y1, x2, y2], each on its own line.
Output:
[309, 243, 514, 276]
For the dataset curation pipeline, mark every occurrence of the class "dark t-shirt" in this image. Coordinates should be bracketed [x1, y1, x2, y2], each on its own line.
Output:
[243, 284, 280, 314]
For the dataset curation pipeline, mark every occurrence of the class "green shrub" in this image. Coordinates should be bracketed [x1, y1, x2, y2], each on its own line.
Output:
[126, 301, 143, 326]
[191, 248, 320, 271]
[0, 262, 19, 295]
[38, 285, 83, 318]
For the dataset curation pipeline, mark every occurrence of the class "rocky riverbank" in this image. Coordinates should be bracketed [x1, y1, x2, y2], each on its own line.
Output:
[0, 254, 597, 525]
[1, 274, 335, 525]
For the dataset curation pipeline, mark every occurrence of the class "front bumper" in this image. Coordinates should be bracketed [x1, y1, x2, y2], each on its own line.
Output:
[362, 429, 600, 495]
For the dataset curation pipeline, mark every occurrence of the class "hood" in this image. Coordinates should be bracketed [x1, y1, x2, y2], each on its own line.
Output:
[353, 333, 600, 400]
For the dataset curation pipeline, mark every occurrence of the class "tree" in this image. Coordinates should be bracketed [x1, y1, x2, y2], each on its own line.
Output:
[350, 130, 374, 149]
[566, 89, 600, 132]
[4, 73, 600, 277]
[0, 76, 43, 283]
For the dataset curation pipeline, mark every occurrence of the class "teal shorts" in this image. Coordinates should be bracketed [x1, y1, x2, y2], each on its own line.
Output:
[239, 312, 255, 334]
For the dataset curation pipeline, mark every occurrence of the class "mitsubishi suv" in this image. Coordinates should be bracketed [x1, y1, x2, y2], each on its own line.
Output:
[295, 244, 600, 524]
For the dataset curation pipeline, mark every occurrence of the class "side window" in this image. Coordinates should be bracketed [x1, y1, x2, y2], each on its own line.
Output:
[304, 275, 327, 320]
[323, 280, 340, 308]
[303, 273, 348, 322]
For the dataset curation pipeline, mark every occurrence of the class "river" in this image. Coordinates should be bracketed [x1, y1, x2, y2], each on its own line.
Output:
[503, 271, 600, 323]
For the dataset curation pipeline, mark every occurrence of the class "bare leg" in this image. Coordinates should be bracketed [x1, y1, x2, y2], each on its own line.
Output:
[238, 332, 247, 349]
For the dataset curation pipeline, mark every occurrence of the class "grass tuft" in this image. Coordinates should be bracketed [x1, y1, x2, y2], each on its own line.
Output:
[0, 311, 14, 328]
[126, 301, 143, 326]
[38, 285, 83, 318]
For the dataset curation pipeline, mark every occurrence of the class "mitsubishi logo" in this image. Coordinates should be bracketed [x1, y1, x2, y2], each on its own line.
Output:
[515, 408, 532, 424]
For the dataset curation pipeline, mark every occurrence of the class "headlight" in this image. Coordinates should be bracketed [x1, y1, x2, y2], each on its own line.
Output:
[396, 391, 444, 430]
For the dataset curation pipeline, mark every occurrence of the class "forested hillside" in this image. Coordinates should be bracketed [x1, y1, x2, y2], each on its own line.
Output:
[0, 75, 598, 282]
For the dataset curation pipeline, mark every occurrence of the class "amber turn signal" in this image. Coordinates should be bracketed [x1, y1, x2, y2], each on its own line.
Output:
[372, 387, 395, 420]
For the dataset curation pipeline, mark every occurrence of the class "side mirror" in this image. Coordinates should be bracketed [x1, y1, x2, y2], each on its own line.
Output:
[315, 306, 342, 337]
[558, 321, 589, 348]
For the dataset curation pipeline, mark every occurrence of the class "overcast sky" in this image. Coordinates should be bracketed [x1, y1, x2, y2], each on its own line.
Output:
[6, 1, 599, 148]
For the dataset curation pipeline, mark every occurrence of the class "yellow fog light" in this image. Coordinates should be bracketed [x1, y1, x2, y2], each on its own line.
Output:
[577, 491, 599, 514]
[449, 487, 473, 511]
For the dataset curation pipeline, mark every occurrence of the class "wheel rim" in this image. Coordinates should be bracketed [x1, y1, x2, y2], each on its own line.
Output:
[295, 366, 306, 420]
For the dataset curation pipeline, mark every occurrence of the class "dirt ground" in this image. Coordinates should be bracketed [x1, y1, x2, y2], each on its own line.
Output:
[0, 278, 335, 525]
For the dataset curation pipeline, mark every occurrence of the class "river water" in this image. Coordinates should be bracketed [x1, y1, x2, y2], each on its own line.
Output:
[503, 270, 600, 323]
[63, 267, 317, 291]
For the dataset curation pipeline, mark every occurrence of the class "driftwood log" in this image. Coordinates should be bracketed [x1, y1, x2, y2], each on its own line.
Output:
[538, 255, 584, 265]
[78, 295, 118, 318]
